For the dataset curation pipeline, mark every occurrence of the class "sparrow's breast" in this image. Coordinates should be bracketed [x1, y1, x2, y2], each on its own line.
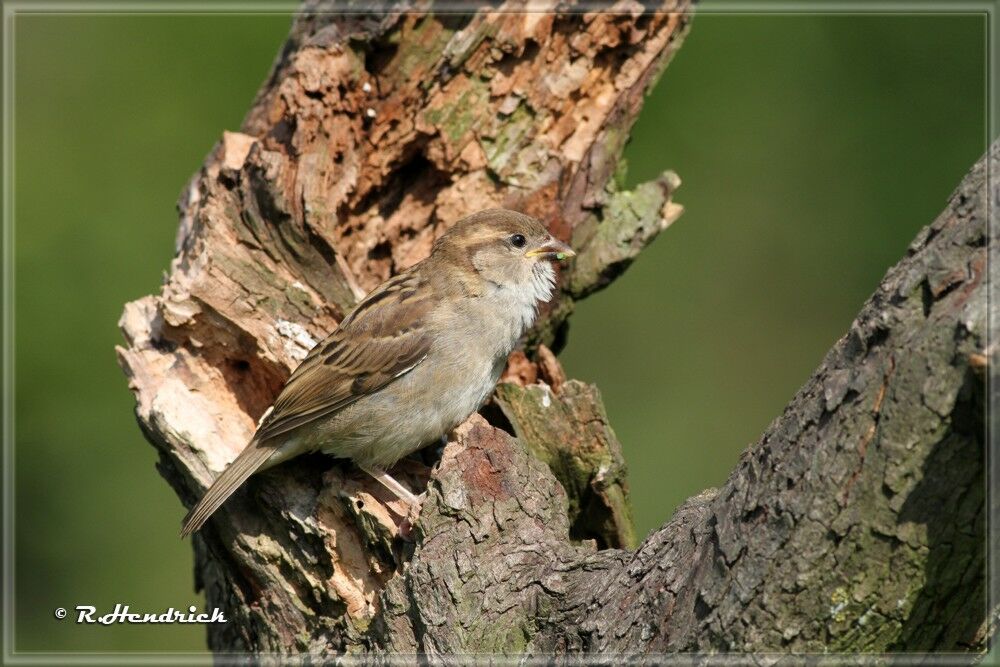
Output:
[312, 302, 516, 469]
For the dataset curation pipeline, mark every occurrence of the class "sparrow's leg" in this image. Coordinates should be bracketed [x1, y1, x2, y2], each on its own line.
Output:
[359, 464, 422, 508]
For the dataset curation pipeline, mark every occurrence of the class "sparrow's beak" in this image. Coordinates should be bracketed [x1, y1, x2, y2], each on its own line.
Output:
[525, 237, 576, 261]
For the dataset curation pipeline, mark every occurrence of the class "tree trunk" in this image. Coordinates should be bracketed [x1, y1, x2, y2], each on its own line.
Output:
[116, 1, 991, 657]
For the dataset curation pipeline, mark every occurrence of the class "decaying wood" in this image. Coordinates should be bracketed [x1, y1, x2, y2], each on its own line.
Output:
[118, 0, 689, 654]
[116, 0, 991, 657]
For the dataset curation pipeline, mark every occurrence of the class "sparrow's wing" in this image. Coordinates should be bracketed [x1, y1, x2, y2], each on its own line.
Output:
[180, 270, 432, 537]
[253, 269, 432, 444]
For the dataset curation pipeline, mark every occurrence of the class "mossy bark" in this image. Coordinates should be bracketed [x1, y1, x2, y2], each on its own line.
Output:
[117, 0, 991, 658]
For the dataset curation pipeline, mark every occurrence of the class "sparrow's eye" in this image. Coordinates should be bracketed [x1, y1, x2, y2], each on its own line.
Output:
[510, 234, 527, 248]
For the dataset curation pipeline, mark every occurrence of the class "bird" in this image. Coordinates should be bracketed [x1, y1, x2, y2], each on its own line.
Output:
[180, 208, 575, 536]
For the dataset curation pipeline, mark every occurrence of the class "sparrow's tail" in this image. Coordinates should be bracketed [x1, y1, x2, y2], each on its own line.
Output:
[180, 441, 275, 537]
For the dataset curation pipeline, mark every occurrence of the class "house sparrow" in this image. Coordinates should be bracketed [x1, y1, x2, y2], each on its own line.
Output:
[181, 208, 574, 536]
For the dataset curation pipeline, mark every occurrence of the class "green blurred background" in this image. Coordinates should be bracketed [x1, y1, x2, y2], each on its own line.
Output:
[11, 9, 987, 653]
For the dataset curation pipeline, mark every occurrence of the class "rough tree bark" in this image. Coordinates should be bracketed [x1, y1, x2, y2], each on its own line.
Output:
[116, 1, 991, 658]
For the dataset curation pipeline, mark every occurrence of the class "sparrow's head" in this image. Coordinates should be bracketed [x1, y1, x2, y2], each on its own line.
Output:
[433, 209, 575, 301]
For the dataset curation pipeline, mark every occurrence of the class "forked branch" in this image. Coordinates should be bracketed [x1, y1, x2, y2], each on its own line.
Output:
[117, 1, 990, 656]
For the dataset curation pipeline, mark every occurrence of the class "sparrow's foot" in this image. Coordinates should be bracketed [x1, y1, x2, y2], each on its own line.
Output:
[359, 464, 422, 508]
[408, 492, 427, 519]
[359, 465, 428, 541]
[398, 492, 426, 542]
[398, 516, 416, 542]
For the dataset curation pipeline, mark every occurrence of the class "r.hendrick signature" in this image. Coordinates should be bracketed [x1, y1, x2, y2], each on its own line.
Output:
[70, 604, 226, 625]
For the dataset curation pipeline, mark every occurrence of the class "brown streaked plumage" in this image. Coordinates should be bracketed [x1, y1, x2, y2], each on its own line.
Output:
[181, 209, 574, 536]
